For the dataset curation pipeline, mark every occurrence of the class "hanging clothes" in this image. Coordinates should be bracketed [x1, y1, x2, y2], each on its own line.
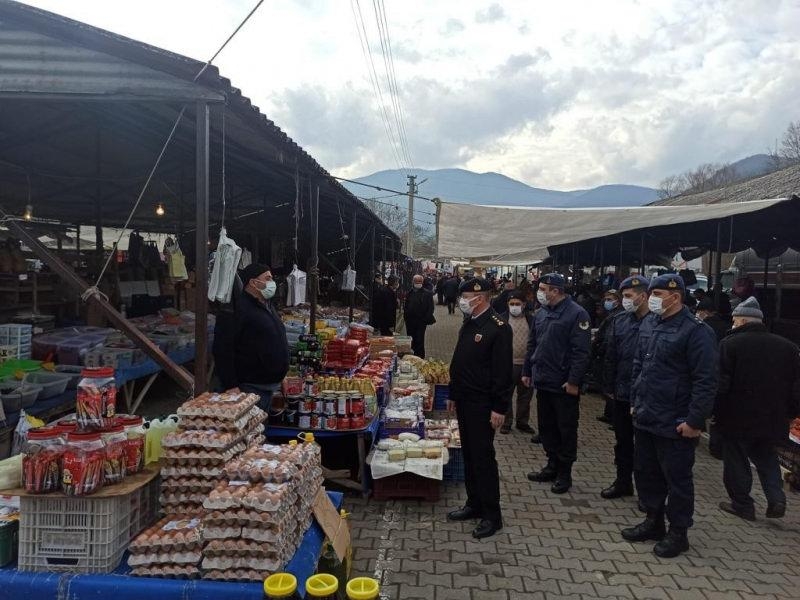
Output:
[164, 237, 188, 281]
[239, 247, 253, 270]
[342, 265, 357, 292]
[287, 264, 307, 306]
[208, 227, 242, 303]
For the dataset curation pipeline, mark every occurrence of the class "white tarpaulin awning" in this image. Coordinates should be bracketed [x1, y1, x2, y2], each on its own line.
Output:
[437, 198, 791, 260]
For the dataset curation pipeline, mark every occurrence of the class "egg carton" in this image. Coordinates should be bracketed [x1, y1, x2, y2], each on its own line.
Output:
[129, 516, 203, 554]
[201, 555, 285, 572]
[161, 442, 247, 465]
[202, 568, 277, 583]
[203, 538, 283, 559]
[221, 457, 299, 484]
[131, 565, 201, 579]
[203, 481, 297, 512]
[159, 491, 208, 506]
[160, 465, 225, 479]
[128, 550, 202, 567]
[177, 392, 259, 421]
[160, 476, 218, 493]
[203, 507, 297, 529]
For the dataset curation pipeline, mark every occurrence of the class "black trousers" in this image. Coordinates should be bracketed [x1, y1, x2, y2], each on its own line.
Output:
[456, 399, 502, 523]
[634, 428, 697, 529]
[722, 436, 786, 513]
[613, 400, 634, 482]
[446, 298, 456, 314]
[406, 321, 427, 358]
[437, 291, 444, 305]
[537, 389, 580, 467]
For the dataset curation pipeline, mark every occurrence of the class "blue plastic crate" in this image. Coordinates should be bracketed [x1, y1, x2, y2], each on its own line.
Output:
[443, 446, 464, 481]
[433, 384, 450, 410]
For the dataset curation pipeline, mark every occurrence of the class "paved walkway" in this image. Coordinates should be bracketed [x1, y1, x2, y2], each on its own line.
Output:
[348, 304, 800, 599]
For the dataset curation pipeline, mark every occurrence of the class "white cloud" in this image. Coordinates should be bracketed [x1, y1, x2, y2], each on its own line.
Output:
[18, 0, 800, 190]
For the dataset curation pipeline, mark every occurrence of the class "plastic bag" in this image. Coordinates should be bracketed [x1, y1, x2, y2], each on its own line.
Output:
[12, 410, 45, 455]
[342, 266, 356, 292]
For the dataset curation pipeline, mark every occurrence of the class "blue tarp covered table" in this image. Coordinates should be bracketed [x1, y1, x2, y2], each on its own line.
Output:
[0, 491, 343, 600]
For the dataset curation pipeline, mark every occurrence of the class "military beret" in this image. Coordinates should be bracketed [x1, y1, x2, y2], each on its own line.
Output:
[648, 273, 685, 292]
[619, 275, 650, 291]
[459, 277, 491, 293]
[539, 273, 566, 289]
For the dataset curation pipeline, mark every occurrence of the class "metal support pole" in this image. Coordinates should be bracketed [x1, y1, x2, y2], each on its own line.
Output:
[381, 235, 387, 279]
[639, 232, 645, 275]
[370, 226, 376, 306]
[194, 102, 210, 394]
[309, 185, 320, 334]
[349, 210, 357, 323]
[406, 175, 416, 257]
[713, 221, 722, 309]
[776, 261, 783, 320]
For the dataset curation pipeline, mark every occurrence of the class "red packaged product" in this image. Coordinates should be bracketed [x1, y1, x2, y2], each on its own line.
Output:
[77, 367, 117, 428]
[62, 430, 105, 496]
[22, 427, 65, 493]
[120, 415, 145, 474]
[100, 422, 127, 484]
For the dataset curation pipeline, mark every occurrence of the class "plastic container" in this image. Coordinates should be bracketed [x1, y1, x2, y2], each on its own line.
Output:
[0, 359, 42, 373]
[99, 423, 127, 485]
[120, 415, 145, 474]
[77, 367, 117, 427]
[264, 573, 301, 599]
[23, 371, 71, 399]
[62, 431, 105, 496]
[0, 517, 19, 567]
[144, 416, 178, 464]
[305, 573, 339, 599]
[22, 427, 65, 493]
[0, 381, 43, 412]
[0, 454, 22, 489]
[54, 364, 84, 389]
[346, 578, 380, 600]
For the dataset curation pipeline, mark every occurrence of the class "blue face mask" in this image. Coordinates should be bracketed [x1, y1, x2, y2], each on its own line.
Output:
[603, 300, 617, 311]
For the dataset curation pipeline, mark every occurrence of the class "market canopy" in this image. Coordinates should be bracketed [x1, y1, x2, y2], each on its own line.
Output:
[437, 196, 800, 265]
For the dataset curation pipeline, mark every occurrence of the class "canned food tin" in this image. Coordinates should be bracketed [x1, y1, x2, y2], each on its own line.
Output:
[301, 399, 316, 413]
[337, 397, 350, 416]
[298, 414, 311, 429]
[350, 415, 366, 429]
[314, 399, 325, 413]
[324, 400, 336, 415]
[325, 415, 338, 430]
[310, 413, 320, 429]
[337, 416, 351, 430]
[350, 396, 365, 415]
[318, 414, 328, 430]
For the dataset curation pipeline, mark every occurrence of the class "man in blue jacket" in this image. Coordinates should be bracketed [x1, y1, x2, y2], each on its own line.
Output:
[522, 273, 591, 494]
[622, 273, 717, 558]
[601, 276, 650, 500]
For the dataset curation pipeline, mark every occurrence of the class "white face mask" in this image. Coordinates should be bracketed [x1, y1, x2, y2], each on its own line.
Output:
[413, 283, 422, 289]
[622, 297, 636, 313]
[458, 296, 479, 315]
[648, 295, 665, 315]
[509, 305, 523, 317]
[260, 280, 277, 300]
[536, 290, 548, 306]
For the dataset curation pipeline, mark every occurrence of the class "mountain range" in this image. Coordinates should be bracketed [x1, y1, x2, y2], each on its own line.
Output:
[343, 154, 776, 209]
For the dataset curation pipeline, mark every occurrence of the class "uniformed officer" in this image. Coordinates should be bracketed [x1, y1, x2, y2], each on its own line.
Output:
[601, 276, 650, 500]
[447, 277, 513, 539]
[522, 273, 591, 494]
[622, 273, 717, 558]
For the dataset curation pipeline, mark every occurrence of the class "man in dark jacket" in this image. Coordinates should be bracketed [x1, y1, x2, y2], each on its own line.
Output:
[622, 274, 717, 558]
[404, 274, 435, 358]
[696, 297, 731, 343]
[370, 273, 397, 335]
[601, 276, 650, 500]
[522, 273, 591, 494]
[447, 277, 513, 539]
[443, 275, 460, 315]
[499, 292, 535, 435]
[715, 296, 800, 521]
[228, 264, 290, 411]
[594, 289, 624, 421]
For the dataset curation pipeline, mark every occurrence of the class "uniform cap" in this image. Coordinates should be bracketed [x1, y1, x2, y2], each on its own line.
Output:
[648, 273, 684, 292]
[459, 277, 491, 293]
[539, 273, 566, 289]
[619, 275, 650, 291]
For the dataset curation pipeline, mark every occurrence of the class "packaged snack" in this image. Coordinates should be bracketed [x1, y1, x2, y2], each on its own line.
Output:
[100, 422, 127, 484]
[76, 367, 117, 428]
[120, 415, 145, 474]
[22, 427, 65, 493]
[62, 430, 105, 496]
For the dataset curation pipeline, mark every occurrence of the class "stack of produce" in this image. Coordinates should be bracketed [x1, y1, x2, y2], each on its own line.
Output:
[425, 419, 461, 448]
[419, 359, 450, 384]
[368, 336, 395, 358]
[324, 338, 366, 370]
[159, 391, 266, 515]
[128, 515, 204, 579]
[201, 440, 323, 582]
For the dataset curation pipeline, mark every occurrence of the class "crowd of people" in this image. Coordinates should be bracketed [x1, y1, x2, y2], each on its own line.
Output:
[442, 270, 800, 559]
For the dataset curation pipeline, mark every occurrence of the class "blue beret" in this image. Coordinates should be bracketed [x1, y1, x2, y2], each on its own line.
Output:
[539, 273, 566, 288]
[648, 273, 684, 292]
[620, 275, 650, 291]
[459, 277, 491, 293]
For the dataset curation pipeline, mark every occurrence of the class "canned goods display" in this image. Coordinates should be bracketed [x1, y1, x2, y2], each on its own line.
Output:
[310, 413, 320, 429]
[314, 399, 325, 413]
[350, 415, 366, 429]
[325, 415, 338, 430]
[300, 399, 315, 414]
[337, 396, 350, 416]
[350, 395, 365, 415]
[324, 399, 336, 415]
[284, 409, 297, 427]
[298, 414, 311, 429]
[337, 416, 351, 430]
[318, 414, 328, 430]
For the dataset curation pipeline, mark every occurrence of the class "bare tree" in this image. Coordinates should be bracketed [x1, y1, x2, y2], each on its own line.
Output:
[766, 139, 784, 171]
[656, 173, 687, 199]
[780, 121, 800, 163]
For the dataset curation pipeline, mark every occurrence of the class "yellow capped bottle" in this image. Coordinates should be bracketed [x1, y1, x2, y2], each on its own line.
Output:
[346, 577, 380, 600]
[264, 573, 301, 600]
[305, 573, 341, 599]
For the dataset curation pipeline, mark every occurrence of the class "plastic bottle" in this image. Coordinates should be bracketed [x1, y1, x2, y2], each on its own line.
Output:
[305, 573, 341, 599]
[345, 578, 380, 600]
[264, 572, 301, 600]
[145, 415, 178, 464]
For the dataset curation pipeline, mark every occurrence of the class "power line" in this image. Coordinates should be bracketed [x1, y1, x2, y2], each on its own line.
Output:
[333, 175, 437, 202]
[357, 195, 436, 217]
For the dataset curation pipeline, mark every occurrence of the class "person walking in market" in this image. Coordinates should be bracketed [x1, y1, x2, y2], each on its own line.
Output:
[695, 297, 731, 343]
[714, 296, 800, 522]
[622, 274, 717, 558]
[447, 277, 513, 539]
[600, 276, 650, 500]
[522, 273, 591, 494]
[498, 291, 536, 435]
[369, 273, 397, 336]
[443, 274, 460, 315]
[403, 274, 435, 358]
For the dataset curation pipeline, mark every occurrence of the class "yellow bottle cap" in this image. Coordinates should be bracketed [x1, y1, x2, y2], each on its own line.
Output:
[346, 577, 380, 600]
[264, 573, 298, 598]
[306, 573, 338, 597]
[305, 432, 315, 444]
[289, 440, 298, 447]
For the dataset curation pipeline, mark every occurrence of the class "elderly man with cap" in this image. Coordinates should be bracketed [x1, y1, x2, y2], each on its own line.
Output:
[622, 273, 717, 558]
[522, 273, 591, 494]
[227, 264, 290, 411]
[601, 276, 650, 500]
[403, 274, 435, 358]
[447, 277, 513, 539]
[715, 297, 800, 522]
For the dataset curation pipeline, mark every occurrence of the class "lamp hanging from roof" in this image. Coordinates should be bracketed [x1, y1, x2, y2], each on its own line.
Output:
[23, 204, 33, 221]
[155, 202, 166, 217]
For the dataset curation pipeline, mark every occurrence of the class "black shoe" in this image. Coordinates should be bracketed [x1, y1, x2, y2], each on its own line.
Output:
[499, 426, 511, 434]
[472, 519, 503, 539]
[447, 506, 481, 521]
[637, 500, 647, 513]
[597, 415, 612, 424]
[766, 502, 786, 519]
[530, 434, 541, 444]
[719, 502, 756, 522]
[653, 527, 690, 558]
[516, 423, 535, 434]
[601, 480, 634, 499]
[621, 516, 666, 543]
[527, 464, 557, 482]
[551, 474, 572, 494]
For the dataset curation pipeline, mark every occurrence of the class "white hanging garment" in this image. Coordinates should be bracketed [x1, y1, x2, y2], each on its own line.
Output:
[239, 247, 253, 269]
[208, 227, 242, 303]
[287, 264, 307, 306]
[342, 265, 356, 292]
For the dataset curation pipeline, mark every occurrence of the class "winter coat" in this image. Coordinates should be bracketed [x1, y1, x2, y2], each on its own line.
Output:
[603, 310, 648, 403]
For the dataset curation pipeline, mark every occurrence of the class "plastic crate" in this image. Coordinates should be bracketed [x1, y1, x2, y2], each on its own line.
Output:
[17, 475, 159, 573]
[433, 384, 450, 410]
[0, 519, 19, 567]
[372, 472, 440, 501]
[443, 446, 465, 481]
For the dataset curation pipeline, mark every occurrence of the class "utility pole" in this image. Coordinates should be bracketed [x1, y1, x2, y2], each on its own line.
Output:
[406, 174, 417, 257]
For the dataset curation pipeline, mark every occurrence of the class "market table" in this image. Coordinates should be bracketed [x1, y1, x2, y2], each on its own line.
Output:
[114, 345, 197, 413]
[0, 491, 343, 600]
[268, 417, 380, 496]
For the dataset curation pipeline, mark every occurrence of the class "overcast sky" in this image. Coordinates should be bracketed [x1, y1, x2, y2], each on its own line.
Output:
[24, 0, 800, 190]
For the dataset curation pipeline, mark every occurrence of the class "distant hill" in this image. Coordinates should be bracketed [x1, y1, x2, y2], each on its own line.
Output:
[343, 168, 659, 209]
[728, 154, 775, 179]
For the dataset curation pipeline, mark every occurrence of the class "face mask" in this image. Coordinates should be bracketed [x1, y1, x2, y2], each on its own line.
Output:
[509, 305, 523, 317]
[648, 295, 665, 315]
[603, 300, 617, 311]
[622, 298, 636, 313]
[536, 290, 548, 306]
[413, 283, 422, 290]
[458, 296, 478, 315]
[260, 280, 277, 300]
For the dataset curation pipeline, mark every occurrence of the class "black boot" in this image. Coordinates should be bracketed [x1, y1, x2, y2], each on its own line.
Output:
[621, 513, 666, 543]
[527, 461, 557, 482]
[601, 474, 634, 499]
[551, 463, 572, 494]
[653, 526, 689, 558]
[447, 506, 481, 521]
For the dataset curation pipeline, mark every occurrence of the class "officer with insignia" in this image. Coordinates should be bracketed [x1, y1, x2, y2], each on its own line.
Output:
[601, 275, 650, 500]
[447, 277, 513, 539]
[622, 273, 717, 558]
[522, 273, 591, 494]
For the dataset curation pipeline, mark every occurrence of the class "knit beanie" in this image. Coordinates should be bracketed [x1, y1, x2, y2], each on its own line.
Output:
[731, 296, 763, 320]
